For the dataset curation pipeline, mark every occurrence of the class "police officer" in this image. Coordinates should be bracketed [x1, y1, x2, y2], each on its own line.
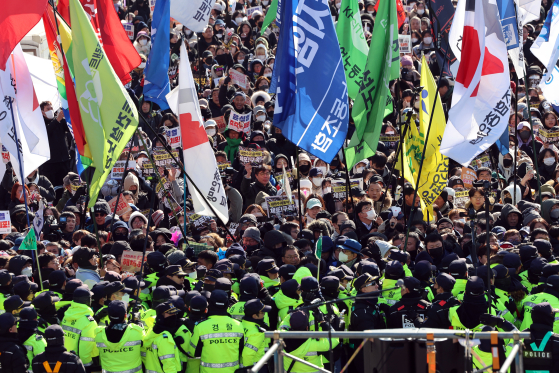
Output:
[90, 281, 108, 315]
[387, 277, 431, 328]
[274, 280, 302, 328]
[157, 265, 188, 291]
[47, 270, 66, 299]
[0, 312, 29, 373]
[447, 277, 489, 331]
[0, 269, 14, 314]
[449, 259, 469, 299]
[256, 259, 281, 296]
[215, 278, 237, 306]
[31, 325, 85, 373]
[144, 286, 185, 332]
[183, 294, 208, 373]
[4, 295, 30, 317]
[279, 277, 326, 332]
[241, 299, 271, 370]
[319, 276, 344, 331]
[142, 301, 182, 373]
[186, 290, 244, 373]
[522, 302, 559, 372]
[18, 307, 47, 372]
[144, 252, 169, 292]
[522, 274, 559, 332]
[60, 286, 98, 370]
[32, 292, 61, 333]
[381, 261, 405, 306]
[95, 301, 145, 373]
[413, 261, 435, 302]
[420, 273, 459, 328]
[228, 276, 261, 321]
[94, 281, 134, 325]
[56, 279, 84, 320]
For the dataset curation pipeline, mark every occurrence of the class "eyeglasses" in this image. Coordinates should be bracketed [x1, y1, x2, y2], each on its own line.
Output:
[95, 213, 107, 217]
[258, 171, 271, 176]
[284, 255, 299, 260]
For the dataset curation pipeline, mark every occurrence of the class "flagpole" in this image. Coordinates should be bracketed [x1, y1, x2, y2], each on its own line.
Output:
[513, 76, 519, 203]
[295, 147, 304, 230]
[341, 150, 357, 227]
[183, 173, 187, 235]
[523, 71, 542, 204]
[108, 132, 135, 235]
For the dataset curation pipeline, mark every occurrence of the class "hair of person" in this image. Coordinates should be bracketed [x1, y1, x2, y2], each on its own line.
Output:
[40, 101, 52, 111]
[355, 199, 373, 215]
[371, 152, 388, 168]
[244, 204, 267, 217]
[424, 232, 443, 245]
[38, 252, 57, 268]
[81, 234, 98, 248]
[332, 212, 348, 225]
[198, 250, 218, 266]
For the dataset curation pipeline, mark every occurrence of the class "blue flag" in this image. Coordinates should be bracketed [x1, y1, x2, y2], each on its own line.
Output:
[143, 0, 171, 110]
[496, 0, 520, 50]
[271, 0, 348, 163]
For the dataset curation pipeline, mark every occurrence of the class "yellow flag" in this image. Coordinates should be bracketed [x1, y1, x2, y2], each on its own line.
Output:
[397, 55, 449, 221]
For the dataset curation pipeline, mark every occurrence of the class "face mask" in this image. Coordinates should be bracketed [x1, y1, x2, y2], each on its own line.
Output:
[236, 17, 244, 23]
[423, 37, 432, 44]
[238, 58, 245, 64]
[256, 115, 266, 121]
[263, 0, 269, 4]
[366, 210, 376, 220]
[503, 158, 513, 168]
[336, 1, 341, 8]
[411, 38, 418, 43]
[139, 39, 148, 46]
[428, 247, 443, 258]
[367, 10, 374, 14]
[504, 197, 513, 204]
[45, 110, 55, 119]
[317, 166, 327, 175]
[414, 100, 420, 109]
[188, 271, 197, 279]
[203, 283, 215, 292]
[417, 8, 425, 14]
[299, 164, 311, 174]
[520, 131, 531, 140]
[206, 128, 217, 136]
[264, 73, 272, 78]
[312, 177, 323, 187]
[323, 187, 332, 194]
[121, 294, 130, 308]
[338, 252, 349, 263]
[518, 93, 526, 99]
[544, 157, 555, 166]
[139, 62, 146, 69]
[356, 166, 364, 173]
[22, 267, 32, 277]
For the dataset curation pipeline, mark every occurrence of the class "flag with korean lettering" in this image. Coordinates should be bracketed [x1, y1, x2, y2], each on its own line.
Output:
[344, 0, 399, 169]
[336, 0, 369, 100]
[270, 0, 349, 163]
[69, 0, 139, 207]
[170, 0, 216, 33]
[440, 0, 511, 166]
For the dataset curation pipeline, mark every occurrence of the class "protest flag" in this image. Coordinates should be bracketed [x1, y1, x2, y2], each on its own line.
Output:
[166, 41, 229, 224]
[170, 0, 217, 33]
[0, 0, 49, 70]
[69, 0, 139, 207]
[373, 0, 406, 28]
[271, 0, 349, 163]
[441, 0, 510, 166]
[533, 0, 559, 98]
[315, 236, 322, 282]
[19, 228, 37, 251]
[143, 0, 171, 110]
[261, 0, 278, 35]
[336, 0, 369, 100]
[345, 0, 399, 169]
[282, 164, 292, 204]
[427, 0, 456, 77]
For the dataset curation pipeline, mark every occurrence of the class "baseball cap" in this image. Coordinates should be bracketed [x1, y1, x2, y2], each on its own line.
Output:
[190, 295, 208, 313]
[290, 310, 309, 331]
[204, 268, 223, 282]
[153, 285, 186, 302]
[257, 258, 279, 274]
[338, 239, 362, 255]
[48, 270, 67, 288]
[300, 277, 319, 292]
[108, 300, 127, 322]
[403, 277, 421, 293]
[435, 273, 456, 292]
[209, 289, 230, 308]
[278, 264, 296, 280]
[4, 295, 30, 313]
[156, 301, 181, 315]
[306, 198, 323, 209]
[32, 291, 60, 312]
[244, 299, 271, 316]
[164, 265, 187, 277]
[19, 306, 37, 322]
[104, 271, 122, 283]
[104, 281, 134, 297]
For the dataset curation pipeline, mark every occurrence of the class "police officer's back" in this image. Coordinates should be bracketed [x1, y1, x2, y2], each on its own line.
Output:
[0, 313, 29, 373]
[32, 292, 61, 334]
[241, 299, 271, 369]
[420, 273, 460, 328]
[0, 269, 13, 314]
[182, 294, 208, 373]
[18, 307, 47, 372]
[31, 325, 85, 373]
[523, 302, 559, 373]
[387, 277, 431, 328]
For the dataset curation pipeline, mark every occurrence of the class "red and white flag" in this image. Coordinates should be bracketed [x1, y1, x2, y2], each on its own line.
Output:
[166, 41, 229, 223]
[441, 0, 511, 165]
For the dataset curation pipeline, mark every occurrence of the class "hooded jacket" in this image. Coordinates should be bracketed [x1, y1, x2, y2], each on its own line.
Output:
[495, 203, 523, 230]
[274, 290, 303, 327]
[542, 199, 559, 225]
[61, 302, 99, 367]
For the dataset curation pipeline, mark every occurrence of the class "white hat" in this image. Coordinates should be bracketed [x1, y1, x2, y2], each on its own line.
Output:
[299, 179, 312, 189]
[205, 119, 217, 128]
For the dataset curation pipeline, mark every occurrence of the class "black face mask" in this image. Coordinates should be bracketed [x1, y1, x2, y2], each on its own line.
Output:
[503, 159, 513, 168]
[428, 247, 444, 259]
[520, 131, 531, 140]
[331, 160, 339, 168]
[113, 233, 128, 242]
[246, 244, 259, 253]
[395, 223, 405, 232]
[504, 197, 513, 204]
[299, 164, 311, 174]
[203, 283, 215, 292]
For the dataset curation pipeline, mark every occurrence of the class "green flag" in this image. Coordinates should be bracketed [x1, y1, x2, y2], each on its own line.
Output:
[260, 0, 278, 36]
[315, 236, 322, 260]
[345, 0, 399, 169]
[19, 229, 37, 251]
[335, 0, 369, 100]
[69, 0, 139, 207]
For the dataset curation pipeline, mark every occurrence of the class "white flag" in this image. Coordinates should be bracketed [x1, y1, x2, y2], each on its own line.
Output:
[33, 200, 44, 238]
[532, 0, 559, 84]
[166, 41, 229, 223]
[170, 0, 217, 33]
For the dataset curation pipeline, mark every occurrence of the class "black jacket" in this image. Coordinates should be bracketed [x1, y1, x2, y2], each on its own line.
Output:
[240, 177, 277, 209]
[349, 299, 385, 344]
[523, 323, 559, 373]
[43, 116, 71, 163]
[419, 292, 461, 329]
[0, 333, 29, 373]
[386, 293, 431, 329]
[32, 345, 85, 373]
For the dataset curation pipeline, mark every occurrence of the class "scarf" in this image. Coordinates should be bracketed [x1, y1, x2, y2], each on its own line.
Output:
[224, 137, 242, 162]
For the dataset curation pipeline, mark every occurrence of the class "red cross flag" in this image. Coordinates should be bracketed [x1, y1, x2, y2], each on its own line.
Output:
[166, 41, 229, 224]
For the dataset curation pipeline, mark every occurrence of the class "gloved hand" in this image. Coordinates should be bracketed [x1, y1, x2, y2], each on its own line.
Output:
[504, 299, 517, 315]
[479, 313, 504, 328]
[70, 185, 86, 202]
[313, 310, 325, 324]
[258, 286, 272, 304]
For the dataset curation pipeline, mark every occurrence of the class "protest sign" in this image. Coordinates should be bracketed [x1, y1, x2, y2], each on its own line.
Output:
[275, 169, 293, 185]
[469, 153, 492, 171]
[238, 146, 264, 165]
[247, 6, 262, 19]
[230, 69, 248, 89]
[453, 190, 470, 208]
[149, 0, 156, 14]
[379, 135, 400, 142]
[121, 251, 147, 274]
[228, 110, 251, 134]
[213, 116, 226, 132]
[461, 167, 477, 189]
[110, 160, 137, 179]
[150, 147, 180, 172]
[331, 179, 362, 200]
[0, 211, 10, 234]
[228, 222, 239, 236]
[265, 195, 297, 218]
[108, 194, 132, 216]
[398, 34, 411, 54]
[187, 213, 212, 228]
[184, 240, 213, 256]
[2, 145, 9, 163]
[123, 23, 134, 40]
[540, 128, 559, 144]
[166, 127, 182, 148]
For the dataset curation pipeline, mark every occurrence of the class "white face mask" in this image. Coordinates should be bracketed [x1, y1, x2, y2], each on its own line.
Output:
[262, 0, 269, 4]
[253, 212, 263, 217]
[366, 210, 376, 220]
[544, 157, 555, 166]
[121, 294, 130, 308]
[423, 37, 432, 44]
[317, 166, 327, 175]
[323, 187, 332, 194]
[312, 177, 323, 187]
[22, 267, 32, 277]
[338, 252, 349, 263]
[206, 128, 216, 136]
[269, 62, 274, 68]
[336, 1, 341, 8]
[417, 8, 425, 14]
[139, 62, 146, 69]
[139, 39, 148, 46]
[238, 58, 245, 64]
[257, 55, 265, 60]
[256, 115, 266, 121]
[236, 17, 244, 23]
[414, 100, 420, 109]
[367, 10, 374, 14]
[356, 166, 364, 173]
[45, 110, 55, 119]
[188, 271, 197, 279]
[411, 37, 418, 43]
[264, 73, 272, 78]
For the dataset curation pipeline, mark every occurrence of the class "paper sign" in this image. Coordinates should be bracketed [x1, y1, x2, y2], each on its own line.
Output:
[228, 111, 252, 134]
[265, 195, 297, 218]
[461, 167, 477, 189]
[539, 128, 559, 144]
[213, 116, 226, 133]
[469, 153, 491, 171]
[187, 213, 212, 228]
[275, 169, 293, 184]
[149, 0, 156, 15]
[399, 34, 411, 54]
[1, 145, 8, 164]
[111, 160, 137, 179]
[228, 222, 239, 236]
[331, 179, 362, 201]
[453, 190, 470, 208]
[185, 240, 213, 255]
[0, 211, 11, 234]
[123, 23, 134, 40]
[247, 5, 263, 19]
[151, 147, 180, 168]
[165, 127, 182, 148]
[108, 194, 132, 216]
[121, 251, 147, 274]
[238, 146, 264, 165]
[230, 69, 248, 89]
